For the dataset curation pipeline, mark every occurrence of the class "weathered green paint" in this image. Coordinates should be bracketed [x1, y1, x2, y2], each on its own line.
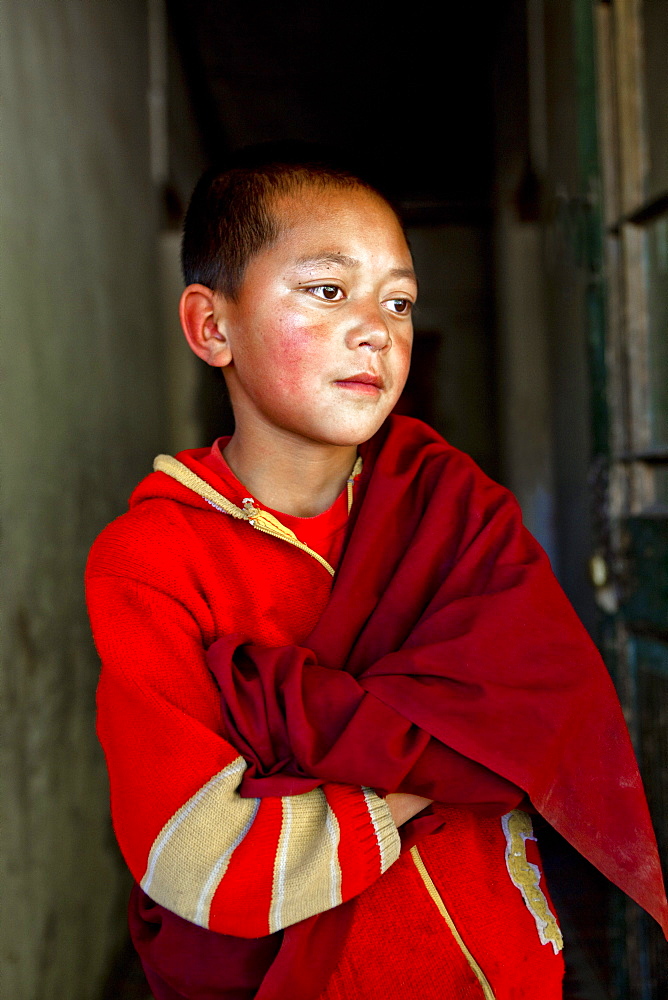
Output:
[571, 2, 667, 996]
[626, 633, 668, 998]
[645, 215, 668, 451]
[623, 519, 668, 631]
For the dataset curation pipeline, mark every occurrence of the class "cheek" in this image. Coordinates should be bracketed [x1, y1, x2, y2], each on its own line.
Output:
[267, 317, 333, 387]
[392, 336, 413, 386]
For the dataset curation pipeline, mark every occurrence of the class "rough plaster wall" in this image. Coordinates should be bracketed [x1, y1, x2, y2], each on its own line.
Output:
[0, 2, 168, 996]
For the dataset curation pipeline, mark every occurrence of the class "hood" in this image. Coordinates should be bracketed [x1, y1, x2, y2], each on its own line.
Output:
[129, 447, 226, 512]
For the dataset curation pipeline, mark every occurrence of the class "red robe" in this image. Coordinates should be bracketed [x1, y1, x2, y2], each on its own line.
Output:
[207, 416, 666, 936]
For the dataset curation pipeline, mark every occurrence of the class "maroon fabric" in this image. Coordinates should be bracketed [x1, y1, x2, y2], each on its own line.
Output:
[207, 416, 668, 940]
[130, 880, 356, 1000]
[129, 883, 282, 999]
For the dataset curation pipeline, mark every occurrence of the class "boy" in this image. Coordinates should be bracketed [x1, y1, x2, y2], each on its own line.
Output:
[86, 159, 666, 1000]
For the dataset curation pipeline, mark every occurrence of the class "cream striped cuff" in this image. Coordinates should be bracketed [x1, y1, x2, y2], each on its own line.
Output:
[362, 787, 401, 874]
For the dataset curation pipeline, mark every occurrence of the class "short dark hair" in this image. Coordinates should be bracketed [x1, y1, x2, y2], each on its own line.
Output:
[181, 158, 395, 300]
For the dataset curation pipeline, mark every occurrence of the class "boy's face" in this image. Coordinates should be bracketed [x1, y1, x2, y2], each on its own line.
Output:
[217, 185, 417, 450]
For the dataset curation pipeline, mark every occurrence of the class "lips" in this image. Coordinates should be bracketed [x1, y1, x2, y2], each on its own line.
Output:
[336, 372, 384, 389]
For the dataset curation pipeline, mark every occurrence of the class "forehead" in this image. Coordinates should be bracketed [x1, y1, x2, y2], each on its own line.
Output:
[266, 184, 411, 261]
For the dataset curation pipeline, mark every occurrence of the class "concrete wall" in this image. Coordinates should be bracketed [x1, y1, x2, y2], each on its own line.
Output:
[0, 2, 185, 995]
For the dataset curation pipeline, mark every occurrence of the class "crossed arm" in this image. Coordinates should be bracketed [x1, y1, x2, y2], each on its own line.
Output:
[88, 567, 441, 936]
[87, 560, 518, 936]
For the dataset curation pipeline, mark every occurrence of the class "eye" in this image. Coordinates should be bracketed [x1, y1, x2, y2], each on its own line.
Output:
[308, 284, 343, 301]
[386, 298, 413, 315]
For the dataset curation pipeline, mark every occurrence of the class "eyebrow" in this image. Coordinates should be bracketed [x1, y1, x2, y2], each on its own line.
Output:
[294, 253, 360, 270]
[388, 267, 418, 283]
[293, 253, 417, 283]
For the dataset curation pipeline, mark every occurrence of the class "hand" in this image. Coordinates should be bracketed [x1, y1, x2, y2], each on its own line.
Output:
[385, 792, 433, 827]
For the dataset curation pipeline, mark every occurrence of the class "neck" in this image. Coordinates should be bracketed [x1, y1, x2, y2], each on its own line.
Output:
[222, 425, 358, 518]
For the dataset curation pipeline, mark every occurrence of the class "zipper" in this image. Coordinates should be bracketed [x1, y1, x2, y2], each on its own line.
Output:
[153, 454, 336, 576]
[249, 519, 335, 576]
[410, 846, 497, 1000]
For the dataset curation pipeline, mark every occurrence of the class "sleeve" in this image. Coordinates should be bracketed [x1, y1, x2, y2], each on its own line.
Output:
[208, 635, 524, 810]
[86, 561, 401, 938]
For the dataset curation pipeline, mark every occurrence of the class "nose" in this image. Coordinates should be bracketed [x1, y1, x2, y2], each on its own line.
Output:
[346, 300, 392, 352]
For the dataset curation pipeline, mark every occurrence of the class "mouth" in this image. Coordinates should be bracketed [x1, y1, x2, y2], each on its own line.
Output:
[334, 372, 385, 394]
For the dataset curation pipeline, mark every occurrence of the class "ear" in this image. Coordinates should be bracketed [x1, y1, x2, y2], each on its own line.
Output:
[179, 284, 233, 368]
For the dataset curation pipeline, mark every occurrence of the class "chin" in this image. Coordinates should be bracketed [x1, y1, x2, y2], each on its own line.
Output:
[316, 416, 391, 448]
